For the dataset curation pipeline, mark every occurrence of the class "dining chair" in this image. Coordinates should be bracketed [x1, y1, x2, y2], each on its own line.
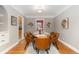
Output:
[24, 32, 37, 50]
[50, 32, 60, 49]
[34, 35, 51, 54]
[24, 32, 33, 50]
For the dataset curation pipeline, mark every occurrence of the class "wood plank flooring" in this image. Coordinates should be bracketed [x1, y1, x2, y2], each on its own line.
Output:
[6, 40, 26, 54]
[6, 39, 78, 54]
[57, 40, 78, 54]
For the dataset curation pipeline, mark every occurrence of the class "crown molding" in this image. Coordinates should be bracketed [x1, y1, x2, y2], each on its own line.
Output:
[54, 6, 72, 18]
[24, 16, 55, 18]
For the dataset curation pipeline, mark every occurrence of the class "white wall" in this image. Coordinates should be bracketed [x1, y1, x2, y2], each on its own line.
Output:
[0, 6, 8, 31]
[4, 5, 23, 43]
[24, 18, 55, 33]
[44, 18, 55, 33]
[0, 6, 9, 47]
[0, 5, 24, 53]
[54, 6, 79, 50]
[24, 18, 36, 33]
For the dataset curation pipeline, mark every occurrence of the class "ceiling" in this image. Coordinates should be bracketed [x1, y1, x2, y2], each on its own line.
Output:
[11, 5, 71, 18]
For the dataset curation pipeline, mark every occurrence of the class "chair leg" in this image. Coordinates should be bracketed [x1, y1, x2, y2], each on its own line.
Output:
[56, 42, 59, 50]
[32, 42, 35, 49]
[36, 49, 39, 54]
[24, 43, 27, 50]
[45, 49, 49, 54]
[32, 40, 35, 49]
[24, 42, 29, 50]
[52, 42, 54, 45]
[52, 41, 59, 50]
[54, 42, 59, 50]
[48, 47, 50, 50]
[34, 46, 37, 50]
[48, 44, 51, 50]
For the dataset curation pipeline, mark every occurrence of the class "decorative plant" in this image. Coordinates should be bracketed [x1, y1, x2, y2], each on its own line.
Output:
[28, 22, 33, 27]
[47, 22, 51, 28]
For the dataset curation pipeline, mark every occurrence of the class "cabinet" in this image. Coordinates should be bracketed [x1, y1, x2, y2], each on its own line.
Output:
[0, 32, 9, 46]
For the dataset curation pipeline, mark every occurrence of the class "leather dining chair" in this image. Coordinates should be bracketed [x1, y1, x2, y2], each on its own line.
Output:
[50, 32, 60, 49]
[34, 35, 51, 54]
[24, 32, 36, 50]
[24, 32, 33, 50]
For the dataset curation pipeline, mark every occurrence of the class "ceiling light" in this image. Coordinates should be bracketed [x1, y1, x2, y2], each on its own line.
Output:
[33, 5, 46, 13]
[37, 9, 42, 13]
[33, 5, 46, 11]
[34, 5, 46, 10]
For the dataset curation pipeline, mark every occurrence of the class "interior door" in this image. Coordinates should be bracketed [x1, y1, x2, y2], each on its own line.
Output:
[18, 16, 22, 39]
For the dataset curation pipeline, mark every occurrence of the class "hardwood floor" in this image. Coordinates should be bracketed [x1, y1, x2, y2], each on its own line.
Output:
[56, 40, 78, 54]
[6, 39, 27, 54]
[6, 39, 78, 54]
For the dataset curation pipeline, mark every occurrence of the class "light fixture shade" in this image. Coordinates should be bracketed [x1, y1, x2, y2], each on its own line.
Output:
[33, 5, 46, 13]
[34, 5, 46, 10]
[37, 9, 42, 13]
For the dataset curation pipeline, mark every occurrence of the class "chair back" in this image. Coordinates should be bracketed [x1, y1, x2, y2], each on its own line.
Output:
[34, 36, 51, 50]
[24, 32, 33, 44]
[50, 32, 59, 42]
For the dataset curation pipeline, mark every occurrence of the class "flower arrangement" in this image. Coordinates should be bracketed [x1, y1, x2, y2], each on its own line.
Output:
[28, 22, 33, 27]
[47, 22, 51, 28]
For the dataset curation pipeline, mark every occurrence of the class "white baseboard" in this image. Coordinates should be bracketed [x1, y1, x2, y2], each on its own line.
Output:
[0, 40, 20, 54]
[58, 39, 79, 53]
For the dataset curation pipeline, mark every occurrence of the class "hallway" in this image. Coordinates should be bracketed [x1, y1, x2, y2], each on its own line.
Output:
[0, 5, 79, 54]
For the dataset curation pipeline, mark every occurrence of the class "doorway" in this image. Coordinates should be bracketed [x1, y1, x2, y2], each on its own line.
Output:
[18, 16, 22, 39]
[36, 20, 43, 34]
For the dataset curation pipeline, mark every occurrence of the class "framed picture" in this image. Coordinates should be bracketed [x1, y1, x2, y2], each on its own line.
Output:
[36, 20, 43, 31]
[61, 17, 69, 29]
[11, 16, 17, 26]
